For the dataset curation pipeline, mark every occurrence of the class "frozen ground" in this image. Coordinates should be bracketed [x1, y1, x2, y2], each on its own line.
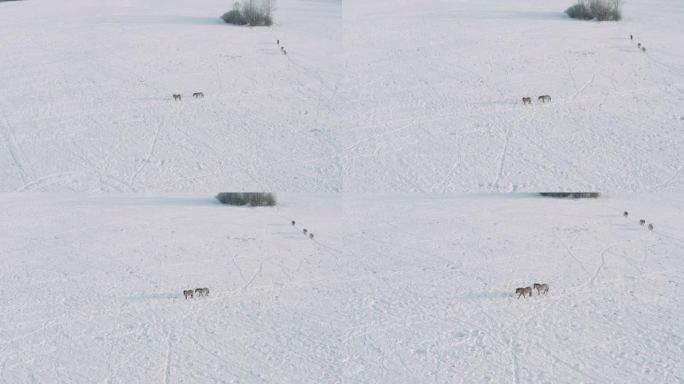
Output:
[341, 0, 684, 192]
[0, 194, 345, 383]
[1, 193, 683, 382]
[2, 0, 683, 193]
[0, 0, 341, 192]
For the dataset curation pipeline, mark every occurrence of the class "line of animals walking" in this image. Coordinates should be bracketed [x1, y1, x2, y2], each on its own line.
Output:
[515, 283, 549, 298]
[183, 287, 209, 299]
[623, 211, 654, 231]
[277, 39, 287, 55]
[172, 92, 204, 101]
[291, 220, 314, 239]
[521, 95, 551, 105]
[630, 34, 647, 53]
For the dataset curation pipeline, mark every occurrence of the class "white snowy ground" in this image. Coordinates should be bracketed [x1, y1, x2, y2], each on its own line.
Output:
[2, 0, 683, 193]
[1, 193, 683, 383]
[0, 194, 345, 382]
[0, 0, 341, 192]
[341, 0, 684, 192]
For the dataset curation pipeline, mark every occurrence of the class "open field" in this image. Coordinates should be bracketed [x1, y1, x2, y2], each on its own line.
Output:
[1, 0, 682, 192]
[1, 193, 683, 382]
[0, 0, 341, 192]
[341, 0, 684, 192]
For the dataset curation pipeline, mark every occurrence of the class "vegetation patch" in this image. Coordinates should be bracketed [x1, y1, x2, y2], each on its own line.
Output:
[539, 192, 601, 199]
[216, 192, 277, 206]
[221, 0, 273, 26]
[566, 0, 622, 21]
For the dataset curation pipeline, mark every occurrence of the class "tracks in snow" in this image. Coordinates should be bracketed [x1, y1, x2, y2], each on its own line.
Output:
[510, 335, 521, 384]
[589, 247, 609, 286]
[163, 332, 172, 384]
[0, 105, 33, 186]
[128, 117, 164, 189]
[242, 262, 264, 291]
[570, 73, 596, 101]
[492, 125, 512, 188]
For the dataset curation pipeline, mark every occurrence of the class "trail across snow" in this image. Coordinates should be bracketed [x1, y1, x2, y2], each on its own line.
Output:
[1, 193, 683, 382]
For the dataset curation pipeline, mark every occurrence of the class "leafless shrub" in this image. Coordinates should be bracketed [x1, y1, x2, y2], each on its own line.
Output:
[566, 1, 593, 19]
[589, 0, 621, 21]
[221, 4, 247, 25]
[216, 192, 276, 206]
[221, 0, 273, 27]
[243, 0, 273, 26]
[539, 192, 600, 199]
[566, 0, 621, 21]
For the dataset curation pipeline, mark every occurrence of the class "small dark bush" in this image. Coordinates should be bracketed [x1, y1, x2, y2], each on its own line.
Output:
[242, 0, 273, 26]
[589, 0, 621, 21]
[221, 1, 273, 27]
[539, 192, 600, 199]
[221, 6, 247, 25]
[216, 192, 277, 206]
[566, 0, 621, 21]
[565, 2, 593, 20]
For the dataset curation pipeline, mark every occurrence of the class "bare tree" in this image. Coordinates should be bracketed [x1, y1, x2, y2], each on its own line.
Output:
[566, 0, 622, 21]
[243, 0, 273, 26]
[222, 0, 274, 26]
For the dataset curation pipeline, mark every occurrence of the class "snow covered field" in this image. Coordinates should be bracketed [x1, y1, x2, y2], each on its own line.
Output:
[2, 0, 683, 381]
[2, 0, 683, 193]
[0, 0, 341, 192]
[1, 194, 683, 382]
[341, 0, 684, 192]
[0, 194, 344, 382]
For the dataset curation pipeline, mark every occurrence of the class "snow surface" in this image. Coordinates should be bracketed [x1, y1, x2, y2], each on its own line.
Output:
[2, 0, 684, 381]
[340, 0, 684, 192]
[1, 194, 683, 382]
[1, 0, 683, 193]
[0, 0, 341, 192]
